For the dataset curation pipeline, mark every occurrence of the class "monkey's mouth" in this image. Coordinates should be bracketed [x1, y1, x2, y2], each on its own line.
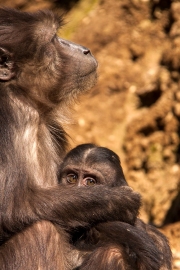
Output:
[80, 68, 97, 78]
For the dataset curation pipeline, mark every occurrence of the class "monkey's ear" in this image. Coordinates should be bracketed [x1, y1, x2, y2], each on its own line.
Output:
[0, 48, 15, 81]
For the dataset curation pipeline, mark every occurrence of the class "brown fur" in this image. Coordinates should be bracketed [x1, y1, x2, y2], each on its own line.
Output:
[0, 8, 141, 269]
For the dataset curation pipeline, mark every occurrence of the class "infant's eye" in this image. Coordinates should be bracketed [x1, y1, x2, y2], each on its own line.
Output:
[85, 177, 96, 186]
[66, 174, 78, 184]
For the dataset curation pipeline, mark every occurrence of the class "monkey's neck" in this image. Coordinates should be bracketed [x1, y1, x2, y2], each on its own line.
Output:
[1, 92, 63, 188]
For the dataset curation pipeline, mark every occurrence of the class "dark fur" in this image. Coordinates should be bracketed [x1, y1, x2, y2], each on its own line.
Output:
[0, 8, 141, 269]
[59, 144, 172, 270]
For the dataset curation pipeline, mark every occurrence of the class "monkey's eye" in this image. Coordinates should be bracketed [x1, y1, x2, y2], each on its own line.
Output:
[66, 173, 78, 184]
[85, 177, 97, 186]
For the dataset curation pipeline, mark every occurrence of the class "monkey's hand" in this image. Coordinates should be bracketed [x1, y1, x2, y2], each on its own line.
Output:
[98, 186, 141, 225]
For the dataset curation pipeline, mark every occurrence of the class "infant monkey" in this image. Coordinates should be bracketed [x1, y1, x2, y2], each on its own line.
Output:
[59, 144, 172, 270]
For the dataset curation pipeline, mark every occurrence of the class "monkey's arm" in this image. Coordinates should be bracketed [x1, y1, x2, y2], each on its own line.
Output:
[136, 218, 172, 270]
[31, 185, 141, 228]
[1, 186, 140, 240]
[76, 221, 162, 270]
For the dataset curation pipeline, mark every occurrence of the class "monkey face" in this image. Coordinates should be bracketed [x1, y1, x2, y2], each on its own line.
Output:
[59, 144, 128, 187]
[59, 160, 125, 187]
[63, 172, 97, 186]
[55, 38, 98, 97]
[0, 9, 98, 109]
[59, 165, 106, 187]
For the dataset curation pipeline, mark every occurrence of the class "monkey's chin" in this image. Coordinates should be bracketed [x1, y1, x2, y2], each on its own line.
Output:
[79, 70, 98, 92]
[63, 71, 98, 100]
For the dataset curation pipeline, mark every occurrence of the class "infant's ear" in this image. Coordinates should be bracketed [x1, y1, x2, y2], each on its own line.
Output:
[0, 47, 15, 81]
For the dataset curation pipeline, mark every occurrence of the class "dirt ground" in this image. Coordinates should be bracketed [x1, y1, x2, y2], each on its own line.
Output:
[71, 1, 180, 268]
[1, 0, 180, 268]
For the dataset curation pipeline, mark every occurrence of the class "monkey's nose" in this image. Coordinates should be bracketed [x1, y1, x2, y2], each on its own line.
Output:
[82, 48, 91, 55]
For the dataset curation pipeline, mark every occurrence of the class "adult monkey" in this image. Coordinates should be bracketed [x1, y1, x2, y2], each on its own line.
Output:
[0, 8, 141, 270]
[59, 144, 172, 270]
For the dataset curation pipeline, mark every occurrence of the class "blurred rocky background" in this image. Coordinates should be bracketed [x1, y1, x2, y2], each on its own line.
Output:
[1, 0, 180, 268]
